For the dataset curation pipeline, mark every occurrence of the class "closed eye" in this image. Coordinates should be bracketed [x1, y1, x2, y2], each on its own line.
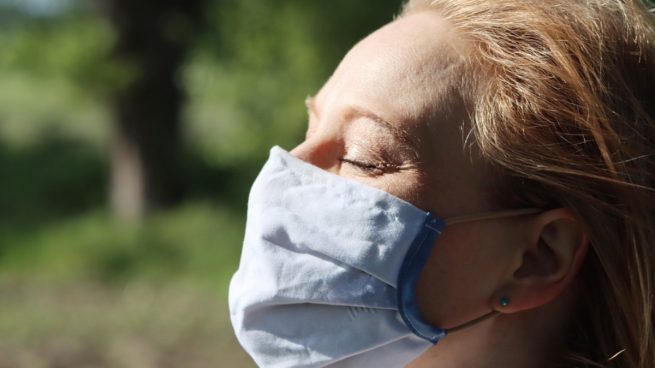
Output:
[340, 157, 402, 176]
[340, 158, 380, 171]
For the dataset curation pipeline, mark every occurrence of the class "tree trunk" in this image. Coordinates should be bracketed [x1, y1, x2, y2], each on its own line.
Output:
[105, 0, 204, 219]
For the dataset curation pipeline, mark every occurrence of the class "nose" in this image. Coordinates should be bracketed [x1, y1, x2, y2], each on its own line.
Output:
[290, 136, 342, 173]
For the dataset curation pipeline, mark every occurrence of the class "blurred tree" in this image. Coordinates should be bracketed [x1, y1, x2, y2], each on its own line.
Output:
[105, 0, 206, 219]
[0, 0, 402, 224]
[185, 0, 403, 167]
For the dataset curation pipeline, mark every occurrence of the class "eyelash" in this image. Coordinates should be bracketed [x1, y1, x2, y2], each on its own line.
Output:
[340, 158, 389, 175]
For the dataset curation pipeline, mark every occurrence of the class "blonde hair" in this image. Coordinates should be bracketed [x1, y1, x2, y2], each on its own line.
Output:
[400, 0, 655, 367]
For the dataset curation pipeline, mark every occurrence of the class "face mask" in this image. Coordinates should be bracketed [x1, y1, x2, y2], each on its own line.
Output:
[229, 146, 540, 368]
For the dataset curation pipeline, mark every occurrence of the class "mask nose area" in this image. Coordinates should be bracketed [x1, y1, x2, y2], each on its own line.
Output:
[290, 137, 343, 173]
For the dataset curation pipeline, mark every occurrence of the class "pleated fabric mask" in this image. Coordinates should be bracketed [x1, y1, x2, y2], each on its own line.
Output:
[229, 146, 539, 368]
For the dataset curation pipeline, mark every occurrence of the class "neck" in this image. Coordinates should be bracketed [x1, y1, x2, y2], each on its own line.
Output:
[407, 287, 576, 368]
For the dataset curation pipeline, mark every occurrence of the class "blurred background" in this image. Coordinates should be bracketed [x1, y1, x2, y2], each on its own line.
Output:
[0, 0, 403, 366]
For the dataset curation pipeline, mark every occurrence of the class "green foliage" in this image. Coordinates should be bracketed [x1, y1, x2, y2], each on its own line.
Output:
[0, 16, 121, 96]
[0, 71, 110, 148]
[0, 134, 106, 229]
[186, 0, 403, 167]
[0, 2, 402, 365]
[0, 202, 245, 290]
[0, 13, 113, 154]
[0, 0, 405, 299]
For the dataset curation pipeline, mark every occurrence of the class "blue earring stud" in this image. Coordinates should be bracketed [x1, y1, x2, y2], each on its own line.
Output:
[499, 297, 510, 307]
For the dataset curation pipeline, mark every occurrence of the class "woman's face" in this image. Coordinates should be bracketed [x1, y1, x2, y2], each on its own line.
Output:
[291, 11, 523, 328]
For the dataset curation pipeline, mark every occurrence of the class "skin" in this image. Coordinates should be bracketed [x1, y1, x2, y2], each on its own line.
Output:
[291, 11, 589, 368]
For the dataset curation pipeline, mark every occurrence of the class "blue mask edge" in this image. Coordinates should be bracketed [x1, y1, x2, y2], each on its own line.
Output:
[397, 212, 448, 344]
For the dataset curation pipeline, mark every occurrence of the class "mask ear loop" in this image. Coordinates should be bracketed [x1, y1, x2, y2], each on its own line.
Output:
[444, 208, 543, 226]
[398, 208, 543, 343]
[446, 295, 511, 333]
[441, 209, 541, 335]
[444, 310, 500, 334]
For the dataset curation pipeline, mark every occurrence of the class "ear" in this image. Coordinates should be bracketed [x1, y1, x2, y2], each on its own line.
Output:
[495, 208, 589, 313]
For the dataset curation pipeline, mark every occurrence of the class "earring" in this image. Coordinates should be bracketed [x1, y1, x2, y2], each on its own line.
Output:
[499, 297, 510, 307]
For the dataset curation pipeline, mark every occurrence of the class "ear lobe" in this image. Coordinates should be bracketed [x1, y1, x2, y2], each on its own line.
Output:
[497, 208, 589, 313]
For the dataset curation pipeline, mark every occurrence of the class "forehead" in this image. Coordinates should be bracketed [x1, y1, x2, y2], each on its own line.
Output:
[317, 11, 467, 124]
[311, 12, 496, 214]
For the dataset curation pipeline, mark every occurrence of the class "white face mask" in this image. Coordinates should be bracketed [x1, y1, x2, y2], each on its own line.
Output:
[229, 147, 540, 368]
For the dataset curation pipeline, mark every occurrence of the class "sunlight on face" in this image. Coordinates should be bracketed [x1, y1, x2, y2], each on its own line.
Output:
[291, 11, 510, 330]
[292, 11, 493, 215]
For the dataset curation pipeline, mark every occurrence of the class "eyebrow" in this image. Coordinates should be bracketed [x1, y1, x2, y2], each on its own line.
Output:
[304, 96, 413, 145]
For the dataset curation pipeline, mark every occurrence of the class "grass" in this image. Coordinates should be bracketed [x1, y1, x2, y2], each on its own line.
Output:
[0, 279, 254, 368]
[0, 203, 255, 367]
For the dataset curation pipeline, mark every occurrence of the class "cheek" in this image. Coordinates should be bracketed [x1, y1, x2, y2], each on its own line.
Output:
[380, 171, 429, 208]
[413, 223, 506, 328]
[352, 169, 429, 210]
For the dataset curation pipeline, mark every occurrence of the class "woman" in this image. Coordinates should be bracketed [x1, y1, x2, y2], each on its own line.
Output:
[229, 0, 655, 367]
